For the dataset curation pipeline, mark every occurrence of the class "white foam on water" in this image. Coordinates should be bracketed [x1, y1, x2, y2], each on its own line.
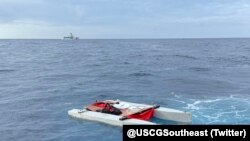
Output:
[179, 94, 250, 124]
[168, 92, 186, 104]
[185, 98, 223, 110]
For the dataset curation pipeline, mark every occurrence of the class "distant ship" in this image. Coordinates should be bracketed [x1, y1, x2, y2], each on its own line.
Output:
[63, 33, 79, 40]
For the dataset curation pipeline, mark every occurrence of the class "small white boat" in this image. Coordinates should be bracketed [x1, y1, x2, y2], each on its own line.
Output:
[63, 33, 79, 40]
[68, 100, 192, 127]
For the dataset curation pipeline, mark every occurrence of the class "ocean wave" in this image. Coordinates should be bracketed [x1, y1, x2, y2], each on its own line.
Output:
[129, 71, 152, 77]
[92, 64, 101, 67]
[0, 69, 15, 73]
[123, 61, 130, 65]
[97, 94, 108, 99]
[41, 74, 83, 81]
[189, 67, 211, 72]
[173, 54, 198, 60]
[211, 55, 250, 67]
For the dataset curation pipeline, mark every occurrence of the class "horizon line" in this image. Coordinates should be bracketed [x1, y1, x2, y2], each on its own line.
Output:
[0, 37, 250, 40]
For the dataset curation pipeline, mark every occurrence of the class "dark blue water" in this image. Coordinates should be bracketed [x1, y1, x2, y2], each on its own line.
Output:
[0, 39, 250, 140]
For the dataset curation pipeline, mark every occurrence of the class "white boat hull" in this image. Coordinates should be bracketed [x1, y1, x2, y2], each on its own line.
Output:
[68, 109, 155, 127]
[68, 100, 192, 126]
[118, 101, 192, 123]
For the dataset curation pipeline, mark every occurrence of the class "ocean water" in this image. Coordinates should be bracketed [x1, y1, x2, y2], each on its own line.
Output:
[0, 39, 250, 140]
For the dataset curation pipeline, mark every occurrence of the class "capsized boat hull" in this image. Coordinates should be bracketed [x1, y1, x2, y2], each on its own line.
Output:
[118, 101, 192, 123]
[68, 109, 156, 127]
[68, 100, 192, 126]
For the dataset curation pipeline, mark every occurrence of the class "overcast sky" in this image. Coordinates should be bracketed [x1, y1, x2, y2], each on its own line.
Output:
[0, 0, 250, 39]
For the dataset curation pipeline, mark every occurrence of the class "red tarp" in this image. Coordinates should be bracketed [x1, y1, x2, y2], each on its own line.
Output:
[127, 108, 154, 121]
[92, 102, 106, 108]
[91, 102, 155, 121]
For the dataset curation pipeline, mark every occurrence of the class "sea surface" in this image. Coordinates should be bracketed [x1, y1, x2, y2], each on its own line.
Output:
[0, 39, 250, 141]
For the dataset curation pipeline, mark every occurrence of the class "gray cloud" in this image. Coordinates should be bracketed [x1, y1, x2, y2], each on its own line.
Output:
[0, 0, 250, 38]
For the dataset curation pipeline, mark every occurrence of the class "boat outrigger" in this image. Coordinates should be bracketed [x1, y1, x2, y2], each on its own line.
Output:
[68, 100, 192, 127]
